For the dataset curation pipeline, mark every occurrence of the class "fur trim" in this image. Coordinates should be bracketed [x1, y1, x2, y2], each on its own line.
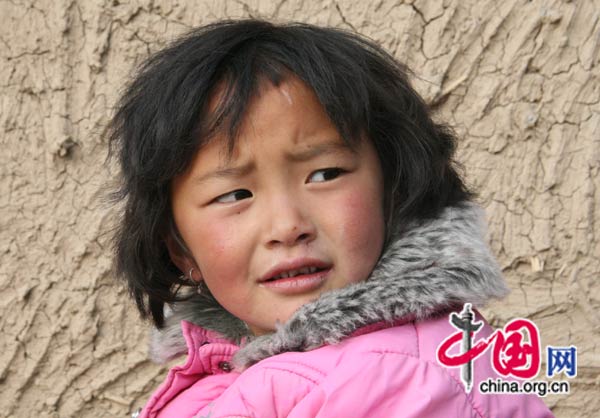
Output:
[149, 202, 509, 368]
[149, 291, 248, 363]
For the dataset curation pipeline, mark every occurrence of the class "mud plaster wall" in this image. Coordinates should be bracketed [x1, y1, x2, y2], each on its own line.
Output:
[0, 0, 598, 417]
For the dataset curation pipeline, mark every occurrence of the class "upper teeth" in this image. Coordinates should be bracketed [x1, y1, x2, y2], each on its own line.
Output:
[273, 266, 318, 280]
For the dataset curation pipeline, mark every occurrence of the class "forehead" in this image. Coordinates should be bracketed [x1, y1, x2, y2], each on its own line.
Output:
[202, 76, 343, 163]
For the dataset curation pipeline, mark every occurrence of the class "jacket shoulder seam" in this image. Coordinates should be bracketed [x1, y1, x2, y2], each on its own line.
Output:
[260, 364, 321, 385]
[258, 357, 327, 377]
[366, 350, 487, 418]
[412, 321, 420, 358]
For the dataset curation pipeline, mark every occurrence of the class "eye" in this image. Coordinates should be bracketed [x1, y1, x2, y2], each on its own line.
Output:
[215, 189, 253, 203]
[307, 168, 345, 183]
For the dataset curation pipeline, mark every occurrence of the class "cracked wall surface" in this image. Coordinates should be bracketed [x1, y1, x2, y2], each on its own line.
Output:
[0, 0, 598, 417]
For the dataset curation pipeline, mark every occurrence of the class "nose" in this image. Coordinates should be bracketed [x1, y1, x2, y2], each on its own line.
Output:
[263, 193, 316, 248]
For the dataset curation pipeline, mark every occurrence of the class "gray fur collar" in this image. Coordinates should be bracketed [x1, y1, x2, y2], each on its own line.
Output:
[150, 202, 508, 369]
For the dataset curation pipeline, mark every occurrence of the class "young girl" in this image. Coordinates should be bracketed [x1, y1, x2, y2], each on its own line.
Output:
[109, 19, 554, 418]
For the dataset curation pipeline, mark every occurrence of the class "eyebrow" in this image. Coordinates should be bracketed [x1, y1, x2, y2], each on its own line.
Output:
[285, 140, 353, 162]
[191, 162, 254, 186]
[191, 140, 352, 185]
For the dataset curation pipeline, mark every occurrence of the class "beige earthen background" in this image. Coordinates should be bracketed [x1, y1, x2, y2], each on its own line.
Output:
[1, 0, 598, 417]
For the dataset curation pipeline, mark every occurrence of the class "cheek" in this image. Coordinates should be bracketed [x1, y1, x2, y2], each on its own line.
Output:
[328, 188, 385, 262]
[187, 217, 245, 280]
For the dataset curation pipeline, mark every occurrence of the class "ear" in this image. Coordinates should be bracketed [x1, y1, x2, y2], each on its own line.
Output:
[165, 233, 202, 282]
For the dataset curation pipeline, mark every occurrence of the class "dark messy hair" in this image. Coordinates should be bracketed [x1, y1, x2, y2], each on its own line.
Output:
[108, 19, 472, 328]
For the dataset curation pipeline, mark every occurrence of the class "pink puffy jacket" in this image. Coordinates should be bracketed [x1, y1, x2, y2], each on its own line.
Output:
[140, 314, 553, 418]
[136, 204, 555, 418]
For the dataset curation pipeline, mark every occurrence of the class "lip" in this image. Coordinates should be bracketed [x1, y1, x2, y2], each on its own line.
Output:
[258, 258, 332, 295]
[259, 258, 332, 283]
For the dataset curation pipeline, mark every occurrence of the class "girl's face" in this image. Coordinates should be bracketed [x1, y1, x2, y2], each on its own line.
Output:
[170, 77, 385, 335]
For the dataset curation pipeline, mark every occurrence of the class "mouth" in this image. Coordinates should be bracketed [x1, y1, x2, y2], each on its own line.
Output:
[258, 258, 332, 294]
[260, 258, 332, 283]
[263, 266, 328, 282]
